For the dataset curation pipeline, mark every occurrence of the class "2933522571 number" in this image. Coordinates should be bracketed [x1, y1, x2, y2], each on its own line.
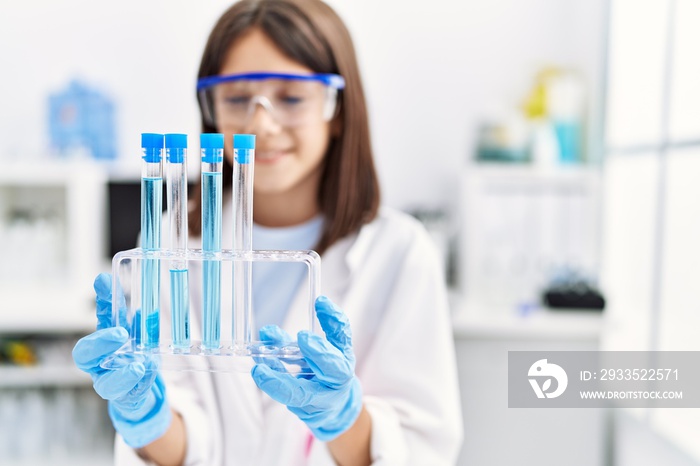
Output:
[599, 368, 678, 381]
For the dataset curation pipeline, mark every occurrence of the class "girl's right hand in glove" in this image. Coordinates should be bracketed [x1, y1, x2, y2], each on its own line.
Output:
[72, 273, 172, 448]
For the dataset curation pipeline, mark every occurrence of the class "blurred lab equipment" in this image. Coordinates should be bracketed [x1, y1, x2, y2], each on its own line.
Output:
[474, 67, 587, 167]
[0, 386, 114, 464]
[48, 79, 117, 160]
[523, 68, 586, 165]
[0, 193, 65, 283]
[459, 165, 601, 312]
[0, 333, 114, 464]
[407, 207, 457, 287]
[463, 66, 596, 313]
[475, 112, 531, 163]
[0, 339, 37, 365]
[541, 267, 605, 310]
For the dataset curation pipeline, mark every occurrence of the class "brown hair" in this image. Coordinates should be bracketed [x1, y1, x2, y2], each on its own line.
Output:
[189, 0, 380, 255]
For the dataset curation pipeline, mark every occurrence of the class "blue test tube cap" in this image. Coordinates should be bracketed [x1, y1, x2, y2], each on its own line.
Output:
[233, 134, 256, 150]
[200, 133, 224, 163]
[141, 133, 164, 163]
[165, 133, 187, 163]
[234, 134, 255, 164]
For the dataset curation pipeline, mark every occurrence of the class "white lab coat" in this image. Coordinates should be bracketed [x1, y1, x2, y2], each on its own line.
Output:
[115, 206, 463, 465]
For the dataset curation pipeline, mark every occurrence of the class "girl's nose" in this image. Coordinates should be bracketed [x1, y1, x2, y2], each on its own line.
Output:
[244, 96, 282, 134]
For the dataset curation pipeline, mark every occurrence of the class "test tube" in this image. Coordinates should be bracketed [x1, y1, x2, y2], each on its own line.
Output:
[232, 134, 255, 350]
[140, 133, 164, 349]
[166, 133, 190, 350]
[201, 133, 224, 350]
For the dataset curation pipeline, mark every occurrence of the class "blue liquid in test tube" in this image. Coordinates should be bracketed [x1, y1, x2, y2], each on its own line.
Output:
[140, 133, 164, 349]
[166, 133, 190, 349]
[201, 133, 224, 350]
[170, 269, 189, 346]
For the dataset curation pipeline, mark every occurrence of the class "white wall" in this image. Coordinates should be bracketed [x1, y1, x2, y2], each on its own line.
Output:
[0, 0, 606, 211]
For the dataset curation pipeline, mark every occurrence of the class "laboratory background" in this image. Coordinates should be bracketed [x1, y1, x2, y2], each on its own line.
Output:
[1, 0, 699, 465]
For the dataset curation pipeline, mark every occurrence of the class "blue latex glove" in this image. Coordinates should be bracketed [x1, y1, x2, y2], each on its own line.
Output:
[72, 273, 172, 448]
[251, 296, 363, 441]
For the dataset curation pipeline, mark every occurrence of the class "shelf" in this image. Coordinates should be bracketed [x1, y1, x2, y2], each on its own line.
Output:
[0, 286, 96, 334]
[450, 293, 604, 340]
[0, 160, 106, 185]
[0, 365, 91, 388]
[11, 454, 112, 466]
[0, 310, 96, 334]
[452, 310, 603, 340]
[466, 163, 601, 178]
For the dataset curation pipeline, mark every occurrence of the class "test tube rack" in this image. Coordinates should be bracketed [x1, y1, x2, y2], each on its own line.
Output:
[105, 248, 321, 374]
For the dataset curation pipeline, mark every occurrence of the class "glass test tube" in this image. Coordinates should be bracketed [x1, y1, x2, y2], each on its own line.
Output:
[201, 133, 224, 350]
[165, 134, 190, 349]
[232, 134, 256, 349]
[140, 133, 164, 349]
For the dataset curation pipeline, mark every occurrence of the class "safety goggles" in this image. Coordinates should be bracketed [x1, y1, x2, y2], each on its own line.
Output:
[197, 72, 345, 128]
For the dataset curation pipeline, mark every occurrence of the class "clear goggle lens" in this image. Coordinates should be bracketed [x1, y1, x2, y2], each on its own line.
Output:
[198, 75, 341, 128]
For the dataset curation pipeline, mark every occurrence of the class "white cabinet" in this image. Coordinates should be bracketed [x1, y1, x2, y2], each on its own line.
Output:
[452, 301, 605, 466]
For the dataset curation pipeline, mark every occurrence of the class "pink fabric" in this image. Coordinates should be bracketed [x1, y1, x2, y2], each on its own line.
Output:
[304, 431, 314, 459]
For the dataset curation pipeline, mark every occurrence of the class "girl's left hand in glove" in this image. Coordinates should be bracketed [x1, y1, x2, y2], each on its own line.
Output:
[251, 296, 363, 441]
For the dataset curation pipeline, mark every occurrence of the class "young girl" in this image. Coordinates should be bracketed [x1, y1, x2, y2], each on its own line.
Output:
[73, 1, 462, 464]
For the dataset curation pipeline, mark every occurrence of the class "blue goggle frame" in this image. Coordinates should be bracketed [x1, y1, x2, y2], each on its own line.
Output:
[197, 72, 346, 91]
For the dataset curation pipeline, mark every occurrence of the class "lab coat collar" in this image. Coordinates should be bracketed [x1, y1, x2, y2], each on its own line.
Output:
[322, 210, 382, 294]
